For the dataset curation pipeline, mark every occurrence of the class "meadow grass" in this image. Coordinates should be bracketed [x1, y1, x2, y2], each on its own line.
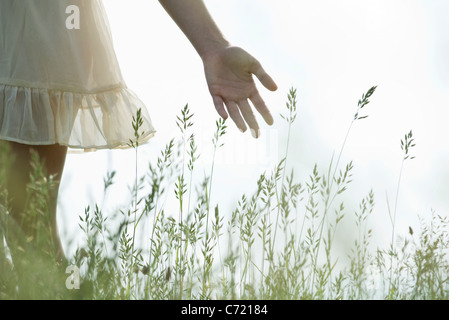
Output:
[0, 86, 449, 300]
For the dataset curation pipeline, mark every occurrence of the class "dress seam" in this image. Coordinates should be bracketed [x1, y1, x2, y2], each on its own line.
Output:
[0, 78, 127, 95]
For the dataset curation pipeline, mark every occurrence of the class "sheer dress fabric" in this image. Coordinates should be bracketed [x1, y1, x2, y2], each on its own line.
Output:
[0, 0, 156, 152]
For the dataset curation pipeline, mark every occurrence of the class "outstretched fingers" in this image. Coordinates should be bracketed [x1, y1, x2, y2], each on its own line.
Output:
[224, 99, 247, 133]
[214, 95, 251, 134]
[215, 95, 272, 138]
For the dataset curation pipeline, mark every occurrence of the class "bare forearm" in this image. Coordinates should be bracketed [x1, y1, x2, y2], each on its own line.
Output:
[158, 0, 230, 59]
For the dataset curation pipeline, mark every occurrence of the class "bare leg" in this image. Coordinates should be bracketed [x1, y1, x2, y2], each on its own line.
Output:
[4, 142, 67, 266]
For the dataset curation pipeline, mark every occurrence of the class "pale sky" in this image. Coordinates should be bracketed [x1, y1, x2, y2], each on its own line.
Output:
[60, 0, 449, 255]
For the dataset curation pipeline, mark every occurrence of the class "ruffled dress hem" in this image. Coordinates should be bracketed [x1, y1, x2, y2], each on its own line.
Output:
[0, 131, 157, 153]
[0, 81, 157, 153]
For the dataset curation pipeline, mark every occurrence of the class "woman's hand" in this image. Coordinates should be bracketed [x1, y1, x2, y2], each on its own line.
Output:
[202, 46, 277, 138]
[159, 0, 277, 137]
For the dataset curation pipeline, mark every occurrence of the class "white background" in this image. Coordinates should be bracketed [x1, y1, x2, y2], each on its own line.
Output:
[59, 0, 449, 256]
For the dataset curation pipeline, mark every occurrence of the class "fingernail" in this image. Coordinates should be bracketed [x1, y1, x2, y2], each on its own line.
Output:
[239, 128, 245, 133]
[251, 128, 260, 139]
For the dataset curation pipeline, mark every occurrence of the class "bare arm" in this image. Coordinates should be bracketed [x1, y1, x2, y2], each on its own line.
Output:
[158, 0, 229, 59]
[159, 0, 277, 138]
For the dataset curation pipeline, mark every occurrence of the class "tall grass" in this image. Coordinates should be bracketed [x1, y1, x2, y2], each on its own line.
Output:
[0, 86, 448, 300]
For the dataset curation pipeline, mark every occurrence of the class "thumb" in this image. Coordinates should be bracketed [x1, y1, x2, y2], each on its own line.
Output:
[251, 60, 278, 91]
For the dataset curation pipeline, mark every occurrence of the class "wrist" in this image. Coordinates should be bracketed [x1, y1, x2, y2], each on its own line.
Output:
[199, 38, 231, 61]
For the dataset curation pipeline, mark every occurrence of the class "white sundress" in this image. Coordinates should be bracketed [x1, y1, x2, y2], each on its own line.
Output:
[0, 0, 156, 151]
